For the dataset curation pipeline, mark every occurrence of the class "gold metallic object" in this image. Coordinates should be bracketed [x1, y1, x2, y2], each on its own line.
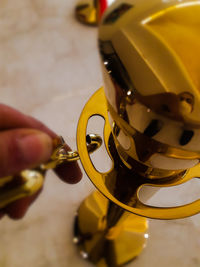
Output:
[42, 134, 102, 169]
[0, 170, 44, 209]
[1, 0, 200, 266]
[0, 134, 102, 209]
[74, 191, 148, 266]
[97, 0, 200, 216]
[75, 0, 99, 26]
[74, 0, 200, 265]
[76, 88, 200, 220]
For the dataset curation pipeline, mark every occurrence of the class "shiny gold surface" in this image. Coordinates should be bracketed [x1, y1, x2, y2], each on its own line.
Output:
[75, 0, 99, 26]
[74, 191, 148, 266]
[0, 134, 102, 209]
[42, 134, 102, 169]
[99, 0, 200, 172]
[77, 88, 200, 219]
[0, 170, 44, 209]
[1, 1, 200, 265]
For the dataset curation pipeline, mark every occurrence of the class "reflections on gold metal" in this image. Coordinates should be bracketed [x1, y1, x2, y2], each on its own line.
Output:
[145, 3, 200, 108]
[0, 134, 102, 209]
[74, 191, 148, 266]
[98, 2, 200, 183]
[99, 1, 200, 126]
[76, 1, 200, 265]
[42, 134, 102, 169]
[0, 170, 44, 209]
[77, 88, 200, 220]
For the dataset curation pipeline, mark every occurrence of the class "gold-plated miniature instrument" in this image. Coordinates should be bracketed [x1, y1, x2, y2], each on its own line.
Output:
[1, 0, 200, 266]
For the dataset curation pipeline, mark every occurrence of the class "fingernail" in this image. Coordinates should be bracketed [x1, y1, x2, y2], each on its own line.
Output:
[17, 131, 53, 165]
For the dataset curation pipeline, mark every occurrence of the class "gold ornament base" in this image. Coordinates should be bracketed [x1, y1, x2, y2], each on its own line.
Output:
[74, 191, 148, 267]
[74, 87, 200, 265]
[75, 0, 98, 26]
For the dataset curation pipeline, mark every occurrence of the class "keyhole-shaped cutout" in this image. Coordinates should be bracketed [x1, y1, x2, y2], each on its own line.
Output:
[87, 115, 112, 173]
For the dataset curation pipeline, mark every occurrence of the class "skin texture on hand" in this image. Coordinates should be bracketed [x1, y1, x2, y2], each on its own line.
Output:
[0, 104, 82, 219]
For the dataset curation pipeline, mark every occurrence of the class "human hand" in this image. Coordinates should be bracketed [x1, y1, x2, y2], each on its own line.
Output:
[0, 104, 82, 220]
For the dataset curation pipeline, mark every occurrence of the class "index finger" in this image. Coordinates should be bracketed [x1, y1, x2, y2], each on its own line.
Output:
[0, 104, 82, 183]
[0, 104, 56, 137]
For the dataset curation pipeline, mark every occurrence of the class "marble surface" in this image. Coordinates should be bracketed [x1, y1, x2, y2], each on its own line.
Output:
[0, 1, 200, 267]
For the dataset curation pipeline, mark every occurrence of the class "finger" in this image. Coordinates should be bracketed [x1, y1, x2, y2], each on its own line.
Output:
[0, 128, 52, 177]
[55, 161, 82, 184]
[3, 189, 42, 219]
[0, 104, 82, 183]
[54, 141, 82, 183]
[0, 104, 56, 137]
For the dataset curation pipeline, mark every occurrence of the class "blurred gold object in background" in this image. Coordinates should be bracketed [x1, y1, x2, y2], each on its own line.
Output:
[75, 0, 99, 26]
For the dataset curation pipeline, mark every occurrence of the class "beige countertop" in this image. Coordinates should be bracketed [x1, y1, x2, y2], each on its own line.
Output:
[0, 1, 200, 267]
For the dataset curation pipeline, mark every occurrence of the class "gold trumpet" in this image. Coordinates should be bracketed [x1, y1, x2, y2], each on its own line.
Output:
[1, 0, 200, 266]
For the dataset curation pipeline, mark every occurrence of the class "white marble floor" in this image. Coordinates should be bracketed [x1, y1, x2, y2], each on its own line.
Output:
[0, 1, 200, 267]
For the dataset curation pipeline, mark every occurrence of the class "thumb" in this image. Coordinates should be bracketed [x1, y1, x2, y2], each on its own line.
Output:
[0, 129, 53, 178]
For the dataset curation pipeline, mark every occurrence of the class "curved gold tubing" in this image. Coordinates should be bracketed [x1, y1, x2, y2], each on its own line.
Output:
[0, 134, 102, 209]
[77, 87, 200, 220]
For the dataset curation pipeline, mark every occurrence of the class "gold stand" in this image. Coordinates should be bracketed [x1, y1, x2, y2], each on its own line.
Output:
[74, 87, 200, 265]
[74, 88, 149, 266]
[75, 0, 99, 26]
[74, 191, 148, 266]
